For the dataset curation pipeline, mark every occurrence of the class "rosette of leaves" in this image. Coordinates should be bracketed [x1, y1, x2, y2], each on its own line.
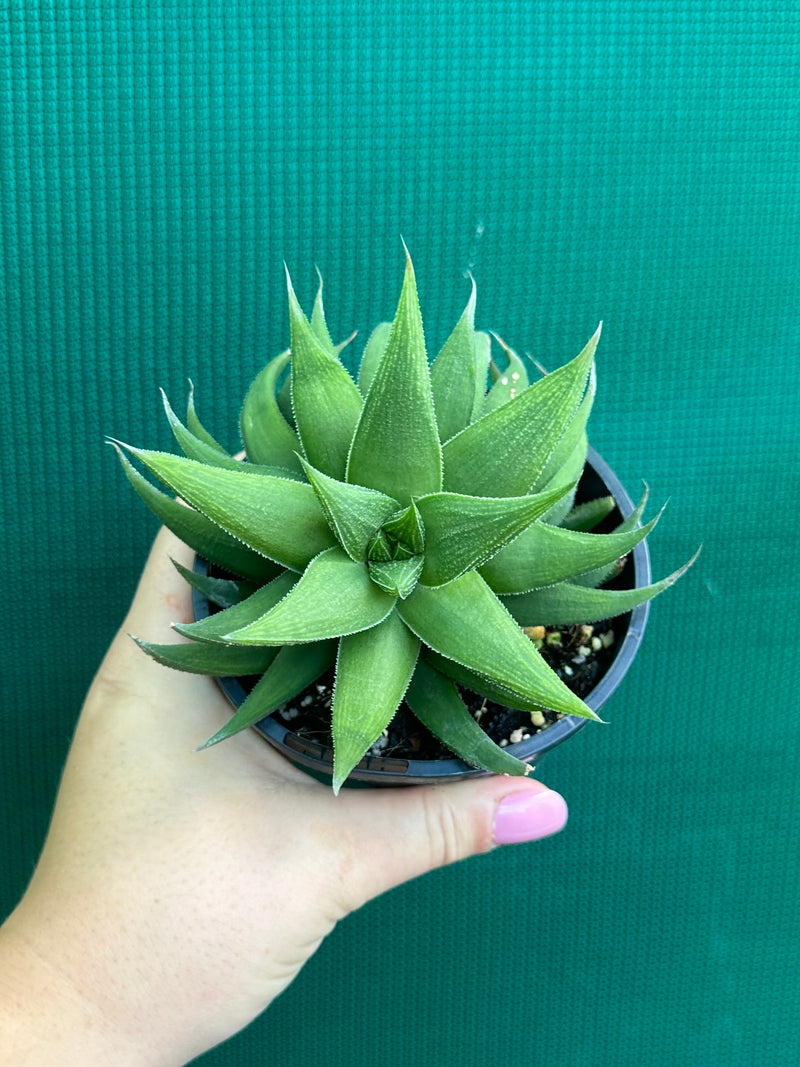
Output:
[113, 252, 690, 792]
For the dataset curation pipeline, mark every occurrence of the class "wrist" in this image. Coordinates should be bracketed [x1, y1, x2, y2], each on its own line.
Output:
[0, 909, 160, 1067]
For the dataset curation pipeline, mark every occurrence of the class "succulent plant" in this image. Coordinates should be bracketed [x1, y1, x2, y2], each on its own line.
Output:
[113, 251, 691, 791]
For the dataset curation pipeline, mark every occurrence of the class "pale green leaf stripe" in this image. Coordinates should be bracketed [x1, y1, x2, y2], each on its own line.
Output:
[132, 637, 278, 676]
[116, 446, 337, 571]
[443, 327, 599, 498]
[332, 611, 420, 792]
[170, 559, 257, 609]
[406, 659, 529, 776]
[198, 640, 337, 749]
[240, 351, 304, 473]
[186, 382, 228, 453]
[174, 571, 299, 644]
[287, 275, 364, 480]
[416, 482, 572, 587]
[300, 458, 399, 562]
[397, 571, 596, 719]
[224, 548, 397, 646]
[357, 322, 392, 396]
[111, 445, 277, 582]
[423, 651, 549, 713]
[429, 279, 478, 442]
[480, 515, 658, 594]
[347, 253, 443, 504]
[504, 552, 699, 626]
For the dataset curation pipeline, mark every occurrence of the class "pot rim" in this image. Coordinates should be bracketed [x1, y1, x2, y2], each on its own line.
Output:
[193, 446, 651, 784]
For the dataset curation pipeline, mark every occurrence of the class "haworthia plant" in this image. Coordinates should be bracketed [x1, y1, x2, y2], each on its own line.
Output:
[114, 250, 692, 792]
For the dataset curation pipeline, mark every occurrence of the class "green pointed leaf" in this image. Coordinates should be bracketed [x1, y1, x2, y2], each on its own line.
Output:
[471, 331, 492, 421]
[224, 548, 397, 645]
[429, 278, 479, 442]
[423, 651, 549, 713]
[115, 446, 337, 571]
[162, 389, 236, 468]
[132, 636, 278, 676]
[163, 392, 302, 479]
[406, 659, 530, 776]
[287, 273, 364, 479]
[504, 551, 700, 626]
[174, 570, 298, 644]
[443, 326, 599, 497]
[480, 514, 659, 594]
[366, 529, 392, 562]
[570, 490, 652, 587]
[111, 444, 278, 582]
[535, 363, 596, 491]
[397, 571, 597, 719]
[310, 268, 336, 353]
[332, 611, 420, 792]
[186, 382, 227, 453]
[240, 351, 304, 473]
[357, 322, 392, 396]
[368, 556, 424, 598]
[537, 433, 589, 525]
[560, 495, 615, 532]
[607, 486, 649, 534]
[300, 457, 399, 561]
[416, 482, 573, 587]
[277, 372, 294, 426]
[482, 334, 530, 414]
[379, 502, 425, 556]
[199, 640, 337, 748]
[171, 558, 257, 609]
[347, 252, 443, 504]
[163, 392, 301, 480]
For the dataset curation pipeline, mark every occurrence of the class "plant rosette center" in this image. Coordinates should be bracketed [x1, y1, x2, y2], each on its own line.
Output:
[365, 504, 425, 597]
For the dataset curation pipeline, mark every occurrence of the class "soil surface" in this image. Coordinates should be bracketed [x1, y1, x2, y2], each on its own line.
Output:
[272, 620, 620, 761]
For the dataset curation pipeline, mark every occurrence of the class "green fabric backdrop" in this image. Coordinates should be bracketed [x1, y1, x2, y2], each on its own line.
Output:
[2, 2, 798, 1064]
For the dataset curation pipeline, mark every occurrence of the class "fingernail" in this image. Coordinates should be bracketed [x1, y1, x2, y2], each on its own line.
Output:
[493, 787, 568, 845]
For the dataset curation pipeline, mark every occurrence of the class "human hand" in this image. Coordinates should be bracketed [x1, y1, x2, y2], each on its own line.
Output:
[0, 526, 568, 1067]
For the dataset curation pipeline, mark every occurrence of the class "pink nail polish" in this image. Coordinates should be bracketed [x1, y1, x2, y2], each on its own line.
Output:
[493, 788, 568, 845]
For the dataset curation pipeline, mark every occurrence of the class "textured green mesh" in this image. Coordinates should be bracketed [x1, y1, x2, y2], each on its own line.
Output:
[2, 3, 798, 1065]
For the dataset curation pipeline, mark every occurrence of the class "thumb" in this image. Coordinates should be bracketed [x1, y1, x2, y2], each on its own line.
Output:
[328, 776, 568, 908]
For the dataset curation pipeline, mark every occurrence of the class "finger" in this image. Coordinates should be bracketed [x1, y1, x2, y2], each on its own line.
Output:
[318, 775, 568, 911]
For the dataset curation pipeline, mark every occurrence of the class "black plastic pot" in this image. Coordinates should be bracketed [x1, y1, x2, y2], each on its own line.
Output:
[192, 446, 651, 785]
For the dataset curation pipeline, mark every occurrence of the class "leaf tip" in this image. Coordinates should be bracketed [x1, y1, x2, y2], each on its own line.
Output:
[284, 262, 299, 306]
[400, 236, 415, 275]
[194, 733, 222, 753]
[106, 436, 138, 462]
